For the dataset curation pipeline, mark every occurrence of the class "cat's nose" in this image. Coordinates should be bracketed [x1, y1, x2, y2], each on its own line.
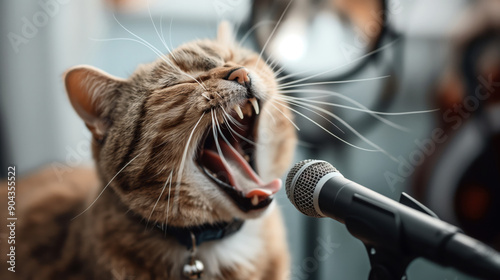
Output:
[226, 67, 251, 87]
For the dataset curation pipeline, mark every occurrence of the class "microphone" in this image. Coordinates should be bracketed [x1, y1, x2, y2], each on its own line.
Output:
[285, 159, 500, 279]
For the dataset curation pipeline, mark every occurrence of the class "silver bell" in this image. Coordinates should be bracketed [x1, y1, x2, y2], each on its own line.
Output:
[183, 259, 204, 279]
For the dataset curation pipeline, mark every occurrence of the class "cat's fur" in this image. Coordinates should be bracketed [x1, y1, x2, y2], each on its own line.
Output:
[0, 23, 296, 279]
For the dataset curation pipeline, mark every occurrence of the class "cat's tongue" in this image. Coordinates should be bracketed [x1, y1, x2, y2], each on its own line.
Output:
[218, 141, 281, 202]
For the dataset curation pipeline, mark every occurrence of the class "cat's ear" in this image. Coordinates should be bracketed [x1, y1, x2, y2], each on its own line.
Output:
[217, 21, 234, 45]
[64, 65, 125, 141]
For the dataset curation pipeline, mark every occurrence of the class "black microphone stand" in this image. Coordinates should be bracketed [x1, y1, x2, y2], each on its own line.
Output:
[365, 244, 412, 280]
[360, 193, 439, 280]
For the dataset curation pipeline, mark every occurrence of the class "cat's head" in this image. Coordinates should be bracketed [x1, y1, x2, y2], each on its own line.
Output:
[64, 22, 296, 227]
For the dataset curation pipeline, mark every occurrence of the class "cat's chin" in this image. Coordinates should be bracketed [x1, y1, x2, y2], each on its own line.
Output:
[218, 198, 276, 221]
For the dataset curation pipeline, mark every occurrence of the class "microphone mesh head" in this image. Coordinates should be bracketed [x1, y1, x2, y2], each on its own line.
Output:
[285, 160, 337, 217]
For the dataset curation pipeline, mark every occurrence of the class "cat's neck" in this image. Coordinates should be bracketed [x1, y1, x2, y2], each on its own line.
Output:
[79, 186, 264, 278]
[79, 187, 180, 276]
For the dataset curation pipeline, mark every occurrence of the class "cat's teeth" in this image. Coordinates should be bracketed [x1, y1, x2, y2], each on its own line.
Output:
[234, 105, 244, 119]
[249, 98, 260, 115]
[251, 195, 259, 206]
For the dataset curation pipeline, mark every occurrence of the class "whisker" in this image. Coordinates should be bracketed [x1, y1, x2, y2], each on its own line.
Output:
[277, 94, 406, 131]
[220, 113, 238, 141]
[279, 88, 437, 131]
[214, 91, 223, 99]
[276, 39, 400, 83]
[201, 92, 211, 101]
[147, 0, 175, 59]
[89, 38, 207, 90]
[266, 57, 278, 74]
[277, 75, 391, 89]
[146, 171, 173, 228]
[215, 113, 237, 151]
[173, 112, 206, 213]
[164, 169, 173, 234]
[110, 13, 206, 91]
[276, 97, 344, 133]
[215, 116, 250, 166]
[272, 61, 288, 78]
[220, 107, 244, 129]
[271, 99, 381, 153]
[279, 94, 332, 100]
[90, 37, 207, 92]
[152, 162, 169, 178]
[265, 49, 283, 73]
[282, 91, 405, 130]
[168, 18, 177, 61]
[222, 112, 259, 146]
[279, 93, 439, 116]
[274, 98, 397, 160]
[159, 15, 176, 63]
[267, 100, 300, 131]
[211, 111, 231, 170]
[239, 20, 275, 46]
[111, 14, 170, 64]
[254, 0, 295, 69]
[179, 71, 207, 91]
[271, 56, 290, 78]
[71, 153, 141, 220]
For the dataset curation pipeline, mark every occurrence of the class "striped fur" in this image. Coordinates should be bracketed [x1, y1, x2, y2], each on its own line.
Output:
[0, 23, 296, 279]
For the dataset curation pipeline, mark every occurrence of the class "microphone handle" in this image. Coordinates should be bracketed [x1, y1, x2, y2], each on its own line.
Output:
[443, 232, 500, 279]
[317, 175, 500, 279]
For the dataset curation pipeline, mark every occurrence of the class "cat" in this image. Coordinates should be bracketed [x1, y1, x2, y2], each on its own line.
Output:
[0, 22, 296, 279]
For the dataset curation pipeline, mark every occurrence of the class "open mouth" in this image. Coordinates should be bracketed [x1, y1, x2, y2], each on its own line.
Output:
[197, 97, 282, 212]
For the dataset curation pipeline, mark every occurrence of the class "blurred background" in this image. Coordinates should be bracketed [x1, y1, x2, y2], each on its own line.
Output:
[1, 0, 499, 279]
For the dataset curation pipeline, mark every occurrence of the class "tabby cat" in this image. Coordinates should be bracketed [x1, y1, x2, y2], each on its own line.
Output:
[0, 22, 296, 279]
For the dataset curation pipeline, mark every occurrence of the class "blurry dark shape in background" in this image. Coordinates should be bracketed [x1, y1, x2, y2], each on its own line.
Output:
[413, 0, 500, 251]
[251, 0, 402, 149]
[252, 0, 386, 81]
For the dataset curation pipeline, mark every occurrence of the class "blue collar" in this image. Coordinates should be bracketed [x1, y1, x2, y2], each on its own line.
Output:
[156, 219, 244, 250]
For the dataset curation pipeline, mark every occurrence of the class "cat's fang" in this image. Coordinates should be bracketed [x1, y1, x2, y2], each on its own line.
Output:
[250, 98, 260, 115]
[251, 195, 259, 206]
[234, 105, 244, 119]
